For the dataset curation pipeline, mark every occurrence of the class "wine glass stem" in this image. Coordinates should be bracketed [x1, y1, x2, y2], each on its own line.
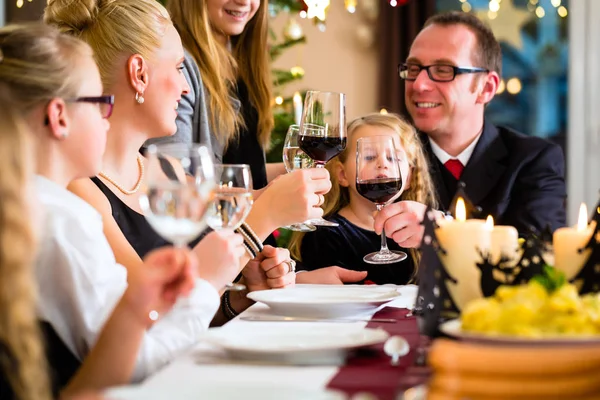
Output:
[377, 204, 391, 254]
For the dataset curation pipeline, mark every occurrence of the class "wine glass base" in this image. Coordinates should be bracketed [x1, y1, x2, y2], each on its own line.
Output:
[281, 223, 317, 232]
[363, 250, 408, 265]
[224, 283, 246, 291]
[305, 218, 339, 227]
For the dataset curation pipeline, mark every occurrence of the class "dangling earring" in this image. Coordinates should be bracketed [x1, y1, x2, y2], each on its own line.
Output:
[135, 92, 145, 104]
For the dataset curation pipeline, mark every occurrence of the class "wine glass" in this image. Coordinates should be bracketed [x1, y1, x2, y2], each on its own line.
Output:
[140, 143, 215, 248]
[298, 91, 347, 227]
[356, 135, 408, 264]
[205, 164, 254, 232]
[140, 144, 244, 291]
[281, 124, 317, 232]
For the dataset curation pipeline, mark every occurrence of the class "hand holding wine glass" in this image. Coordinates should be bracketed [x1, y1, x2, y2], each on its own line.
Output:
[139, 144, 245, 292]
[298, 91, 347, 227]
[281, 124, 318, 232]
[356, 135, 408, 264]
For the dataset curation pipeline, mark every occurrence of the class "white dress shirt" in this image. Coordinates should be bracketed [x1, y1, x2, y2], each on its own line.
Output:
[34, 175, 220, 382]
[428, 132, 481, 167]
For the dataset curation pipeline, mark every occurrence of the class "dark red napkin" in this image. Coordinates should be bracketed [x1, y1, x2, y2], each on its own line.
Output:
[326, 307, 430, 400]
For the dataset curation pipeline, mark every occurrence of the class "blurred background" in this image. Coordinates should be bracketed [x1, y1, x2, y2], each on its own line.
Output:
[1, 0, 597, 224]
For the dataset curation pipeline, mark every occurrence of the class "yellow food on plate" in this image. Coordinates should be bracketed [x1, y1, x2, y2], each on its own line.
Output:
[462, 280, 600, 337]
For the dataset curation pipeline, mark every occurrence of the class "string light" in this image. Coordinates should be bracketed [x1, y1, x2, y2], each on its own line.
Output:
[488, 10, 498, 20]
[16, 0, 23, 7]
[535, 6, 545, 18]
[390, 0, 397, 7]
[557, 6, 568, 17]
[489, 0, 500, 12]
[550, 0, 561, 7]
[299, 10, 307, 18]
[275, 96, 284, 105]
[290, 66, 305, 77]
[380, 108, 388, 114]
[506, 78, 522, 95]
[461, 2, 472, 12]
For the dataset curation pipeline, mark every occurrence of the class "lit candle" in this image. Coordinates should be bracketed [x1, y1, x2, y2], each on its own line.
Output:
[553, 203, 593, 281]
[435, 198, 492, 311]
[293, 91, 302, 125]
[486, 215, 519, 265]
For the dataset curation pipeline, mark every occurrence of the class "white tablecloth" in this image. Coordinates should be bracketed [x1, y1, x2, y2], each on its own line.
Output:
[108, 285, 417, 399]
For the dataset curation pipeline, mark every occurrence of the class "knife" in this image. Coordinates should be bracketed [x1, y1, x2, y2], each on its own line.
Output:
[240, 315, 398, 323]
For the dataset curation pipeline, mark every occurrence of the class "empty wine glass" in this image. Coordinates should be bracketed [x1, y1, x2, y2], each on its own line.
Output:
[140, 144, 244, 291]
[298, 91, 347, 227]
[140, 143, 215, 248]
[281, 124, 317, 232]
[356, 135, 408, 264]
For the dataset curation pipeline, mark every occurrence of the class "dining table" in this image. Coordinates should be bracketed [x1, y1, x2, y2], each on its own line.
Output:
[130, 285, 429, 400]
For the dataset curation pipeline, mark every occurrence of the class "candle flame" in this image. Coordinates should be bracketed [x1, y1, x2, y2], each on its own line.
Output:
[577, 202, 588, 231]
[456, 197, 466, 222]
[486, 215, 494, 229]
[293, 91, 302, 105]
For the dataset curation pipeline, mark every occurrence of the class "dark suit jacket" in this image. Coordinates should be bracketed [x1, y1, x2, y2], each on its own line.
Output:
[422, 120, 567, 235]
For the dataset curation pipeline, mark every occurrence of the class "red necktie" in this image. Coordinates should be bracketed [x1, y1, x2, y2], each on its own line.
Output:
[444, 159, 464, 180]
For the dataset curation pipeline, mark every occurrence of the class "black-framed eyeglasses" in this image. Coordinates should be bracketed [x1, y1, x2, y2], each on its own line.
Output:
[67, 95, 115, 119]
[398, 63, 489, 82]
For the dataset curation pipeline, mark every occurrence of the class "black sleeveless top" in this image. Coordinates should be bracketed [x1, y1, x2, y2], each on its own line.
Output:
[223, 80, 268, 190]
[91, 177, 205, 258]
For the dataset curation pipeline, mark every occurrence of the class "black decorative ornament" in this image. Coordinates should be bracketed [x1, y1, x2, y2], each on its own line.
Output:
[447, 182, 482, 219]
[414, 208, 458, 337]
[571, 198, 600, 294]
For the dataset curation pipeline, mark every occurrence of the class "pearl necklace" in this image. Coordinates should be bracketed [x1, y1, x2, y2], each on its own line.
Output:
[98, 154, 145, 195]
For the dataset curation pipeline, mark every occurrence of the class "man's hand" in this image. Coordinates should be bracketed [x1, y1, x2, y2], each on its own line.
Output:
[296, 266, 368, 285]
[373, 200, 428, 248]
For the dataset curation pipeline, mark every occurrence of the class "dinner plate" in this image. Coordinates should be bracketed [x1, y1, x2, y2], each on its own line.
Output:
[201, 325, 389, 365]
[105, 385, 347, 400]
[439, 319, 600, 345]
[247, 284, 403, 318]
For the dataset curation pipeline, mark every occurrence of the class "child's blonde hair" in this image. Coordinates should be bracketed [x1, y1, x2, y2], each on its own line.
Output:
[289, 113, 438, 277]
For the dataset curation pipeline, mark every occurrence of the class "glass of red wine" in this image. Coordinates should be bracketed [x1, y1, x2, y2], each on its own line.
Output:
[298, 91, 347, 227]
[356, 135, 407, 264]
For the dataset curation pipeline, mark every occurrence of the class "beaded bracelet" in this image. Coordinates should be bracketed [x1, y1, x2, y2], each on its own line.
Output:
[221, 290, 240, 320]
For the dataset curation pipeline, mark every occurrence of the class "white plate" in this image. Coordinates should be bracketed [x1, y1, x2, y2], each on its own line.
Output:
[201, 325, 389, 365]
[440, 319, 600, 345]
[105, 385, 347, 400]
[247, 284, 402, 318]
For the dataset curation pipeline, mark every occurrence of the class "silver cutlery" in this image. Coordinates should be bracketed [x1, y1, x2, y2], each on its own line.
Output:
[240, 315, 398, 323]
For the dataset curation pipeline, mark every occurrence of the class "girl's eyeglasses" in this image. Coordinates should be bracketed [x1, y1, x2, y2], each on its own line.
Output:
[67, 95, 115, 119]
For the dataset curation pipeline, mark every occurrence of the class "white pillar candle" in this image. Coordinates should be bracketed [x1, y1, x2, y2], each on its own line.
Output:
[435, 198, 492, 311]
[486, 215, 519, 265]
[293, 92, 302, 125]
[553, 203, 593, 281]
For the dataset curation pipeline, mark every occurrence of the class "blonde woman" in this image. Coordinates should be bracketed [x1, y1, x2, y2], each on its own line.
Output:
[0, 22, 236, 393]
[44, 0, 296, 325]
[154, 0, 333, 246]
[289, 113, 439, 284]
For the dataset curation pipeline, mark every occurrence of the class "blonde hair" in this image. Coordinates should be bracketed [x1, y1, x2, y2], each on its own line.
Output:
[168, 0, 274, 150]
[289, 113, 438, 277]
[44, 0, 171, 91]
[0, 23, 92, 110]
[0, 86, 51, 400]
[0, 23, 95, 399]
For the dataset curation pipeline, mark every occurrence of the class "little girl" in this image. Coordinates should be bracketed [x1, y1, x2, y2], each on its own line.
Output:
[289, 113, 438, 284]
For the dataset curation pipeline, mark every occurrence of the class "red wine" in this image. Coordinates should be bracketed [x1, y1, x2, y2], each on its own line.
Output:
[298, 135, 347, 163]
[356, 178, 402, 204]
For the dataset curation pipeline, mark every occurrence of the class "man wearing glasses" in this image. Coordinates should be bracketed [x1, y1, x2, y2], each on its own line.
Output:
[374, 11, 566, 248]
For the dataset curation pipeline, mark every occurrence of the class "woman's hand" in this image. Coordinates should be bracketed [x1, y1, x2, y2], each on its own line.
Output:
[192, 230, 246, 290]
[242, 245, 296, 292]
[124, 247, 198, 326]
[249, 168, 332, 231]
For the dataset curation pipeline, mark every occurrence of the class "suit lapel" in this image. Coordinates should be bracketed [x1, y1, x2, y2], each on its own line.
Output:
[460, 121, 508, 207]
